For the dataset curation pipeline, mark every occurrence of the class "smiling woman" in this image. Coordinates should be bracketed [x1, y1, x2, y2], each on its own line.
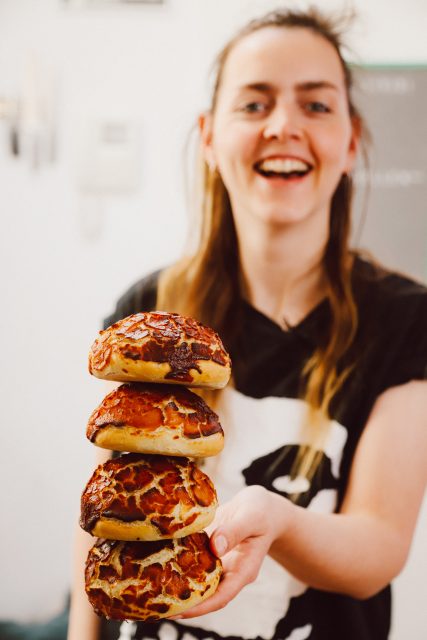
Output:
[67, 7, 427, 640]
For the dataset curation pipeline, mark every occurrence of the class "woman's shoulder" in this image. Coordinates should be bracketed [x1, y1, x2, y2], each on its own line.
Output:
[352, 254, 427, 316]
[103, 269, 162, 329]
[351, 254, 427, 380]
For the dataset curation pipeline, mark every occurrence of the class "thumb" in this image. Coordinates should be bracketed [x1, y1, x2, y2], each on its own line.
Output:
[209, 486, 273, 557]
[210, 530, 229, 557]
[210, 514, 254, 558]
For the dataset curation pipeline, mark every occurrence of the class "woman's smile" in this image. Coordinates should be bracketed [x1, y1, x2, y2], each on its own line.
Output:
[254, 156, 313, 181]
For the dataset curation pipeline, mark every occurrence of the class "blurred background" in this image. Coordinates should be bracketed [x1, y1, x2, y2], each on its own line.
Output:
[0, 0, 426, 637]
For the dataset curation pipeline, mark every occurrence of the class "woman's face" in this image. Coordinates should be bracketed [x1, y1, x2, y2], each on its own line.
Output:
[201, 27, 358, 229]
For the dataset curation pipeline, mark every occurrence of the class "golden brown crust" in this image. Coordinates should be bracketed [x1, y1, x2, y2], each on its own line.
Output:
[80, 454, 217, 541]
[85, 533, 222, 621]
[88, 312, 231, 389]
[87, 383, 224, 457]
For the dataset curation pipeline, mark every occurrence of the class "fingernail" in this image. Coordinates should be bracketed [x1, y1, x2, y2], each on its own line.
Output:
[214, 534, 227, 556]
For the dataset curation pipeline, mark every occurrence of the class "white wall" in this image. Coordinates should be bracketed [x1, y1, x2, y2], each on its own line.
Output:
[0, 0, 426, 637]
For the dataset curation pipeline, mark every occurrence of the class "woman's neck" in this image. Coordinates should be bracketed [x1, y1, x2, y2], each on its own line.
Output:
[236, 214, 330, 328]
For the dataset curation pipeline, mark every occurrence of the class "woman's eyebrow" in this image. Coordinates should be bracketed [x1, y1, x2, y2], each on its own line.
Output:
[296, 80, 339, 92]
[237, 82, 274, 94]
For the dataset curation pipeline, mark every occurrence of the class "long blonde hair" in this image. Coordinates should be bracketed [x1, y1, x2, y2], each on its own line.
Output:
[157, 8, 368, 486]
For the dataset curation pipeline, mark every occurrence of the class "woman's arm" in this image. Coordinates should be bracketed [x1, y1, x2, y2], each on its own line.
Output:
[67, 446, 112, 640]
[173, 380, 427, 619]
[67, 526, 102, 640]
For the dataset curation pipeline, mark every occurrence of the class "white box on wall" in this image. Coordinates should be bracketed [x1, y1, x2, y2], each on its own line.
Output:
[77, 119, 141, 193]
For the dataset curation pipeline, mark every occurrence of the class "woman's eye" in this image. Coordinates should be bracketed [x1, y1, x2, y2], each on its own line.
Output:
[241, 102, 267, 113]
[305, 101, 331, 114]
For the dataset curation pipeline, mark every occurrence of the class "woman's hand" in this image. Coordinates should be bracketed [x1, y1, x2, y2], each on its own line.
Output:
[170, 485, 288, 620]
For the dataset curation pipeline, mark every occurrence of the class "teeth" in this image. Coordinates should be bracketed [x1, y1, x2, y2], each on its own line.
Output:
[257, 158, 310, 173]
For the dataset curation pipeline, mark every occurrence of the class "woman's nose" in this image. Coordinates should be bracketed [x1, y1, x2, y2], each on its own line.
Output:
[262, 105, 302, 141]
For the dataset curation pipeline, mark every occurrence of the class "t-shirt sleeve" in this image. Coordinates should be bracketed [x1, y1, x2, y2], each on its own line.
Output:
[395, 292, 427, 380]
[377, 290, 427, 392]
[102, 270, 161, 330]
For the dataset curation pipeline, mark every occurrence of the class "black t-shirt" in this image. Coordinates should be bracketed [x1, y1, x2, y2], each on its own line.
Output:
[100, 257, 427, 640]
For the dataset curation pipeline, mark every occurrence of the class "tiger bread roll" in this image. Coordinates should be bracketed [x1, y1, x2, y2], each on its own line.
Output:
[88, 311, 231, 389]
[80, 453, 218, 541]
[84, 311, 229, 621]
[86, 382, 224, 457]
[85, 533, 222, 621]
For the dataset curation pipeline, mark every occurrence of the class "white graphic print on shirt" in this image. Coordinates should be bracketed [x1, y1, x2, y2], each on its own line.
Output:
[175, 387, 348, 639]
[283, 624, 313, 640]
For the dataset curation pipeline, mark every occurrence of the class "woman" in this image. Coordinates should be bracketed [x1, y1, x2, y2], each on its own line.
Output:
[68, 8, 427, 640]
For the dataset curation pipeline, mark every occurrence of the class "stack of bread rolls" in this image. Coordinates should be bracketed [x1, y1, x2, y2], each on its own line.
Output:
[80, 311, 231, 622]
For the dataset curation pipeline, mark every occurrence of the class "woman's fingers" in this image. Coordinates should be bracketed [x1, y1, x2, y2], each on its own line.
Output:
[167, 486, 288, 620]
[169, 561, 245, 619]
[172, 534, 270, 619]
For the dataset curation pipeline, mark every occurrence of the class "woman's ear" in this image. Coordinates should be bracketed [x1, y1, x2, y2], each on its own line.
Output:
[199, 111, 216, 171]
[344, 115, 362, 174]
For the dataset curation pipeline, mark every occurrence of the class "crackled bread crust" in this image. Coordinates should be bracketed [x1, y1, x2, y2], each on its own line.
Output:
[88, 312, 231, 389]
[85, 533, 222, 621]
[86, 382, 224, 457]
[80, 453, 217, 541]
